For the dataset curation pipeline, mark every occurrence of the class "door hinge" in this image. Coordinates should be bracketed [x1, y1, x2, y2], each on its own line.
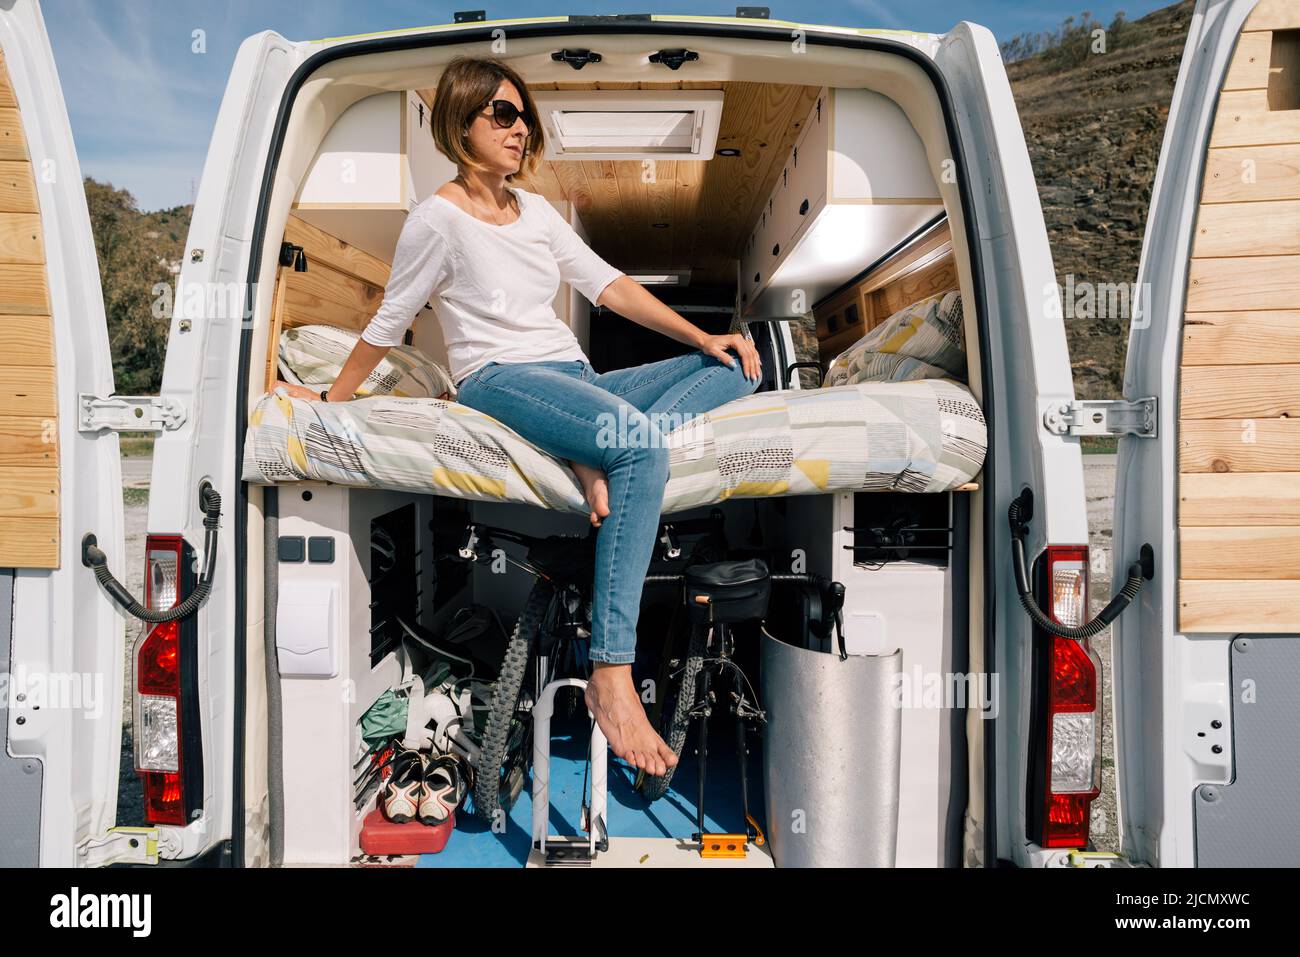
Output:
[78, 826, 160, 867]
[1043, 397, 1157, 438]
[1063, 849, 1136, 868]
[78, 394, 187, 434]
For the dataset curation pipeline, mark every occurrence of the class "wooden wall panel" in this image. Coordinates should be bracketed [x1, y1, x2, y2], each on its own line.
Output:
[813, 221, 955, 366]
[1182, 310, 1300, 364]
[1180, 419, 1300, 472]
[1178, 17, 1300, 630]
[0, 50, 57, 568]
[1201, 144, 1300, 202]
[1180, 580, 1300, 632]
[265, 214, 393, 391]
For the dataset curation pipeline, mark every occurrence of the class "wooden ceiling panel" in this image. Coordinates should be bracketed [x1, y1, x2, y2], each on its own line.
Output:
[518, 80, 822, 291]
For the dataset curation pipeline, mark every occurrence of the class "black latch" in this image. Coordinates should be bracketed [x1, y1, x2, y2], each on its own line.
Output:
[649, 49, 699, 71]
[736, 6, 770, 18]
[453, 10, 486, 22]
[279, 242, 307, 272]
[551, 48, 602, 70]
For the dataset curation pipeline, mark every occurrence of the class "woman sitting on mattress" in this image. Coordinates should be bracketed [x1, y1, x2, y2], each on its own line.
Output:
[273, 54, 762, 777]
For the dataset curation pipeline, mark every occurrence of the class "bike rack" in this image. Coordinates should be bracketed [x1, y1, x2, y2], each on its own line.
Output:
[531, 678, 608, 865]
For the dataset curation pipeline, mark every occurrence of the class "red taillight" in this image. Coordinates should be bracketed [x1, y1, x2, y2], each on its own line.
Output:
[1039, 545, 1101, 849]
[142, 772, 186, 826]
[137, 620, 180, 695]
[1051, 634, 1096, 711]
[136, 534, 190, 826]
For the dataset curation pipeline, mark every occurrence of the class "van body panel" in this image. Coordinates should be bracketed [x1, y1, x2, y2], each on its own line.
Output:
[934, 23, 1089, 865]
[0, 0, 124, 865]
[1114, 0, 1297, 868]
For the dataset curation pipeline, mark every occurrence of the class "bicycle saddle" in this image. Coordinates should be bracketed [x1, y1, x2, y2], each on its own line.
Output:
[684, 558, 771, 625]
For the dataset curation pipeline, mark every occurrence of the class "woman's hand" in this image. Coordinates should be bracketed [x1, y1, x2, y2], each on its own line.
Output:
[697, 332, 763, 383]
[273, 379, 324, 401]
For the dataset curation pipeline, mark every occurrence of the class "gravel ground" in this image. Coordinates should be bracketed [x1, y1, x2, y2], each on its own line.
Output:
[1084, 454, 1118, 854]
[117, 453, 149, 827]
[112, 451, 1123, 852]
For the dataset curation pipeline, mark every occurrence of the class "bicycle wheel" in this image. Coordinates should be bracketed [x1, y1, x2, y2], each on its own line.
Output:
[472, 578, 555, 822]
[637, 619, 709, 802]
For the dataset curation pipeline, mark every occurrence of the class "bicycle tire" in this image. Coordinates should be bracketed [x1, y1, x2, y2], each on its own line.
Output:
[638, 621, 709, 802]
[472, 578, 555, 822]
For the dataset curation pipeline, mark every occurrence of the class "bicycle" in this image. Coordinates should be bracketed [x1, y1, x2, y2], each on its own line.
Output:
[449, 510, 733, 823]
[634, 558, 846, 856]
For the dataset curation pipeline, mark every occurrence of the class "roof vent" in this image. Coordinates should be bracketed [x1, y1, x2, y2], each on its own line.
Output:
[532, 90, 725, 161]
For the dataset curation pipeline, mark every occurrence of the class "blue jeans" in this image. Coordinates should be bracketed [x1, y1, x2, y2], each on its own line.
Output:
[454, 349, 760, 664]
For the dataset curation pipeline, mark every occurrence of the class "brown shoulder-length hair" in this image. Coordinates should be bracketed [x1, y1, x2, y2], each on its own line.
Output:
[430, 56, 545, 181]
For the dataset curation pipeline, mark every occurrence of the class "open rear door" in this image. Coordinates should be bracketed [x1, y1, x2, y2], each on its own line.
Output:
[0, 0, 128, 866]
[934, 22, 1095, 865]
[1113, 0, 1300, 867]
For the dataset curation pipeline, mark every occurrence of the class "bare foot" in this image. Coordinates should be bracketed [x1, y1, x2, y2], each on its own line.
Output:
[584, 663, 679, 777]
[569, 460, 611, 527]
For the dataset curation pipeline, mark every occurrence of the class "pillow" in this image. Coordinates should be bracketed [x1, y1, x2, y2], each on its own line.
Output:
[279, 324, 456, 400]
[824, 290, 966, 387]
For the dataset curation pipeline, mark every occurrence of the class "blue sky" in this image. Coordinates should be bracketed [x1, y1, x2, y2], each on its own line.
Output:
[43, 0, 1172, 211]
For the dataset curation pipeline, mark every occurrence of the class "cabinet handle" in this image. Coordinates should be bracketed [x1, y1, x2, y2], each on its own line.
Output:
[799, 198, 810, 215]
[754, 273, 760, 283]
[771, 244, 780, 257]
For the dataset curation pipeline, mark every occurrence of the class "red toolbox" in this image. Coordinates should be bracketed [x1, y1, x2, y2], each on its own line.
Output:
[359, 807, 454, 856]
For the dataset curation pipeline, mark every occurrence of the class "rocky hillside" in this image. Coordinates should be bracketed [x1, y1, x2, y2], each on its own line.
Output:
[1007, 1, 1195, 398]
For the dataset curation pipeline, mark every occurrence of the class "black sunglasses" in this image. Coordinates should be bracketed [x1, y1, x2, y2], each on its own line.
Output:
[474, 99, 534, 131]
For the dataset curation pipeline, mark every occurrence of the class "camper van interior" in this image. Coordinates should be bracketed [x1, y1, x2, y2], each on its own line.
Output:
[239, 41, 989, 868]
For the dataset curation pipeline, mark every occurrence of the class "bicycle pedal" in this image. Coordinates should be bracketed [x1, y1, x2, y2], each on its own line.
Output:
[698, 833, 748, 859]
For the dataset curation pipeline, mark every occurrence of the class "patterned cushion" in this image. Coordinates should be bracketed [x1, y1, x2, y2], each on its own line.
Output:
[825, 290, 966, 387]
[241, 379, 986, 515]
[279, 324, 456, 400]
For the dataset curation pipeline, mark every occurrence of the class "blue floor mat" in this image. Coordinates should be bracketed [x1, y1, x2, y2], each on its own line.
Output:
[418, 713, 766, 867]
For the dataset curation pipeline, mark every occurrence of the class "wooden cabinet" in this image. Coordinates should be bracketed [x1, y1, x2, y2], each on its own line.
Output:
[740, 87, 943, 319]
[296, 90, 449, 210]
[293, 91, 456, 263]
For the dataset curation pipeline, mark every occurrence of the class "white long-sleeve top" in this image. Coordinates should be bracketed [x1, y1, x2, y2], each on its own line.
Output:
[359, 185, 624, 387]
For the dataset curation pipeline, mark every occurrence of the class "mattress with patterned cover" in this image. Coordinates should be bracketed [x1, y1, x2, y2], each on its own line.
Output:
[240, 378, 986, 515]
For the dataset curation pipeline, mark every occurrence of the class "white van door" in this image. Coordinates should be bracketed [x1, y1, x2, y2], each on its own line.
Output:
[1113, 0, 1300, 868]
[0, 0, 137, 866]
[933, 21, 1110, 865]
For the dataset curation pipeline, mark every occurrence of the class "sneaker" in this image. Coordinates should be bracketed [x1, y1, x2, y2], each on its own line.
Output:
[380, 749, 426, 824]
[419, 754, 464, 825]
